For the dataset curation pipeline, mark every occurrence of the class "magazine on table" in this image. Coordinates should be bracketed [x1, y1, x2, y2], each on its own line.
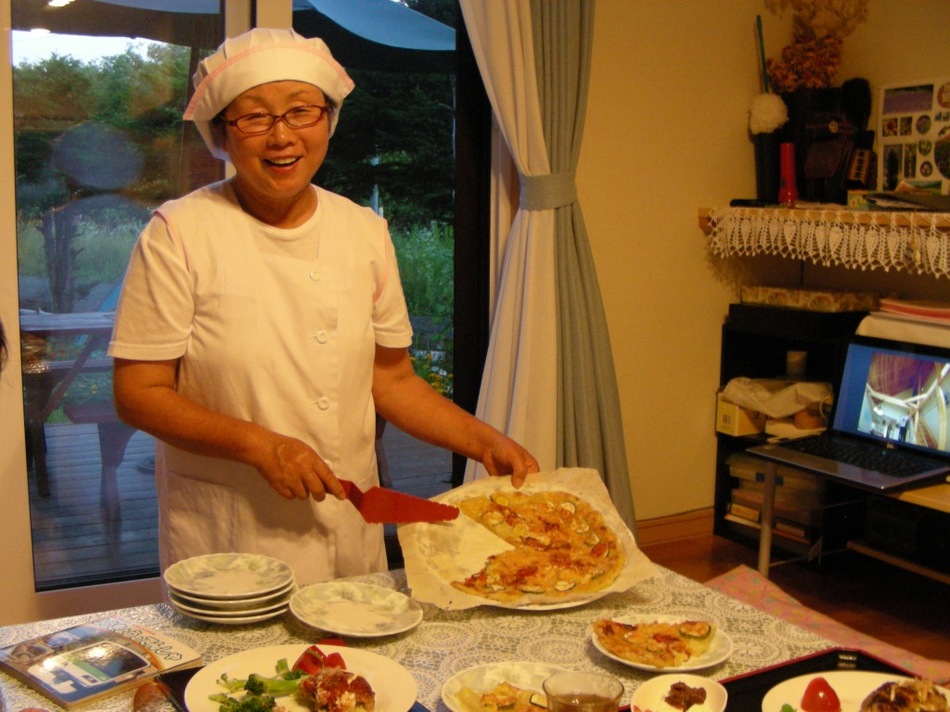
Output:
[0, 617, 202, 709]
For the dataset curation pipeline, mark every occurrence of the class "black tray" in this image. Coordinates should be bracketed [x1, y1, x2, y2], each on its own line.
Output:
[721, 647, 915, 712]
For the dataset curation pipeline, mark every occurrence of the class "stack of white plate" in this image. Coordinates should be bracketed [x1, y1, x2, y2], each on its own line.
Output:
[164, 553, 296, 625]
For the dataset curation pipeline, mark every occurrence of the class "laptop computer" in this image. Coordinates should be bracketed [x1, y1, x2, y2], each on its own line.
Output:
[748, 335, 950, 492]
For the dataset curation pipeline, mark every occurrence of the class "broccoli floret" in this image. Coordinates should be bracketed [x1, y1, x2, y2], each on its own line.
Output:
[210, 656, 307, 711]
[209, 690, 279, 711]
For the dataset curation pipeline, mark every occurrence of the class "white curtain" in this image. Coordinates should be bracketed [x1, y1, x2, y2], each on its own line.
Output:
[460, 0, 560, 477]
[459, 0, 635, 530]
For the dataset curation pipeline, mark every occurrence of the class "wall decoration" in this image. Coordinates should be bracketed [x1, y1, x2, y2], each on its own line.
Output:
[877, 79, 950, 195]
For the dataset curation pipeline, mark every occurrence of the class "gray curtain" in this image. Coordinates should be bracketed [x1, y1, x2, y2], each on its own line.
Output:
[530, 0, 635, 532]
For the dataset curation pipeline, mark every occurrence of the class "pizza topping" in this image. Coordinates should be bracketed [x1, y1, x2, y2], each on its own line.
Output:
[593, 618, 716, 669]
[678, 621, 713, 640]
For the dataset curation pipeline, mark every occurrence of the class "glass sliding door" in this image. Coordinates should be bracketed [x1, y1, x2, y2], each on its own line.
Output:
[11, 0, 224, 590]
[292, 0, 460, 527]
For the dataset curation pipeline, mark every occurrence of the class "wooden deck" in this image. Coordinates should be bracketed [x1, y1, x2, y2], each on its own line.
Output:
[28, 423, 453, 591]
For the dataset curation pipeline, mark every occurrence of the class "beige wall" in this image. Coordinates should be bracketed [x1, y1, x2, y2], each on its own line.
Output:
[2, 0, 949, 624]
[578, 0, 950, 521]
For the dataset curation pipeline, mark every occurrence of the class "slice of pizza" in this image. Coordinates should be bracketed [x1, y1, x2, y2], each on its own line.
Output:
[593, 618, 715, 668]
[457, 681, 546, 712]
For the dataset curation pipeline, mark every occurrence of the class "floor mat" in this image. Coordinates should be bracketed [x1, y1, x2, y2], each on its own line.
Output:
[704, 565, 950, 683]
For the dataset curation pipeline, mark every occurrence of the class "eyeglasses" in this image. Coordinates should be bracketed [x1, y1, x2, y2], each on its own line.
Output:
[224, 104, 330, 135]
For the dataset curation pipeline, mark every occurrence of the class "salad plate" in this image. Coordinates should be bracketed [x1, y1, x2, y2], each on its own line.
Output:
[590, 614, 732, 672]
[290, 581, 423, 637]
[164, 553, 294, 600]
[184, 644, 417, 712]
[761, 671, 950, 712]
[442, 661, 569, 712]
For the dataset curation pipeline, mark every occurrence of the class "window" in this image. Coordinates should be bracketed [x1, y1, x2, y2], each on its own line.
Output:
[12, 0, 489, 586]
[13, 2, 225, 590]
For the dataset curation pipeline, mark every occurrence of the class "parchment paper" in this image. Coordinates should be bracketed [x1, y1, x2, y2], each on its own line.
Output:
[397, 468, 657, 610]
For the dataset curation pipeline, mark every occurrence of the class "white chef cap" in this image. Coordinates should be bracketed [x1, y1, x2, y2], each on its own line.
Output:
[183, 28, 355, 160]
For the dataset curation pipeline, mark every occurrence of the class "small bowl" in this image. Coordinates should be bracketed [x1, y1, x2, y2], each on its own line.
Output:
[630, 673, 727, 712]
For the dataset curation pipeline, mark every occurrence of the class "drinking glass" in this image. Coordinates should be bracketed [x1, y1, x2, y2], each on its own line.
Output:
[543, 671, 624, 712]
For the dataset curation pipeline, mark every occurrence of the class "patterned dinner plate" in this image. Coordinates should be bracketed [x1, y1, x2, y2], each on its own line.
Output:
[169, 578, 296, 610]
[290, 581, 424, 637]
[169, 587, 294, 617]
[442, 661, 569, 712]
[163, 553, 294, 600]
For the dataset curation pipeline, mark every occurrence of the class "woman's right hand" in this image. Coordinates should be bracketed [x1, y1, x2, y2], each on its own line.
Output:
[114, 358, 346, 503]
[257, 433, 346, 502]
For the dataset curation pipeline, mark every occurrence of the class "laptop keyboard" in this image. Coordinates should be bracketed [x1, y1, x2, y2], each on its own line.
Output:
[790, 436, 940, 478]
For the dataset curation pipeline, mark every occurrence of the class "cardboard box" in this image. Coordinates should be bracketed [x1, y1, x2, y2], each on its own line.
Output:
[716, 392, 766, 436]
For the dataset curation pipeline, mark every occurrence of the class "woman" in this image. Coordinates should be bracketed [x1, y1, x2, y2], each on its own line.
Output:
[109, 28, 538, 583]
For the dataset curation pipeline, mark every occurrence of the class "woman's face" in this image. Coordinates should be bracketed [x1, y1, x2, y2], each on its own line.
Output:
[220, 80, 330, 223]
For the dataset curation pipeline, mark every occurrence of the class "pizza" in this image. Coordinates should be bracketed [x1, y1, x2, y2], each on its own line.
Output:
[457, 681, 546, 712]
[450, 489, 625, 603]
[592, 618, 715, 668]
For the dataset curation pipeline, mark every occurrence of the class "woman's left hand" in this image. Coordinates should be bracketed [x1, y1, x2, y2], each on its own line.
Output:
[480, 435, 540, 488]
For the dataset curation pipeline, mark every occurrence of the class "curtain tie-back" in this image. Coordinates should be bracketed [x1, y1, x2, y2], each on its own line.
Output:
[519, 171, 577, 211]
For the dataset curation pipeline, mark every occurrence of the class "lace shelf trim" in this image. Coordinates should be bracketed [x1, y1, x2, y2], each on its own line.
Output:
[701, 207, 950, 279]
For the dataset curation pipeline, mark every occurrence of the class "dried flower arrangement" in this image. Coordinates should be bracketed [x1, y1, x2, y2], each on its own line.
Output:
[765, 0, 869, 93]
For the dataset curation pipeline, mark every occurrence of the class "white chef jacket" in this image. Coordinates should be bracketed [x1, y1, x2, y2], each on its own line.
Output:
[108, 181, 413, 584]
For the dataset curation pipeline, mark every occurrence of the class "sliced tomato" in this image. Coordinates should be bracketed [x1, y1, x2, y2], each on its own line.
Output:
[292, 645, 347, 675]
[801, 677, 841, 712]
[323, 651, 346, 669]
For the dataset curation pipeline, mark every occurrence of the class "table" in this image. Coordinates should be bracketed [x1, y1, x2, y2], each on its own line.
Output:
[0, 566, 836, 711]
[19, 310, 136, 520]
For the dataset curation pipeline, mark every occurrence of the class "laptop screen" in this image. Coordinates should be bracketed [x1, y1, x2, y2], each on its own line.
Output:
[832, 337, 950, 459]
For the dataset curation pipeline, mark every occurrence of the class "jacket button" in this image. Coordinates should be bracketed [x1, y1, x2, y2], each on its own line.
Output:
[309, 271, 320, 281]
[317, 398, 330, 410]
[315, 330, 329, 344]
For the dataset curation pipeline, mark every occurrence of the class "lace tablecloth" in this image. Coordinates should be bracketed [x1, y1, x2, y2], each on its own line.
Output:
[0, 566, 834, 711]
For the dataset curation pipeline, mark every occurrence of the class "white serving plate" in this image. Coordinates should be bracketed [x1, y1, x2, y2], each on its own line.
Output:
[442, 661, 569, 712]
[761, 671, 950, 712]
[590, 614, 732, 672]
[164, 553, 294, 600]
[184, 644, 417, 712]
[290, 581, 423, 637]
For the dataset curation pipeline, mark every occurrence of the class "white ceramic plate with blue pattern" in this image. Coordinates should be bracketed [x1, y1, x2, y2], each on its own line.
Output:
[164, 553, 295, 600]
[290, 581, 424, 637]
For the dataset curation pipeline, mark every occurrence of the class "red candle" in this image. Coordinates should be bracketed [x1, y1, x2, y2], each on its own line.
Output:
[779, 142, 798, 207]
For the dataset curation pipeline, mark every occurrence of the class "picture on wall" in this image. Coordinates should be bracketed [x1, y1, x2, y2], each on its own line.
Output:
[877, 79, 950, 195]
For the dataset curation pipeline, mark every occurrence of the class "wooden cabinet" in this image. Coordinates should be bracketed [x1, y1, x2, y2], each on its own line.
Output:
[714, 304, 867, 566]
